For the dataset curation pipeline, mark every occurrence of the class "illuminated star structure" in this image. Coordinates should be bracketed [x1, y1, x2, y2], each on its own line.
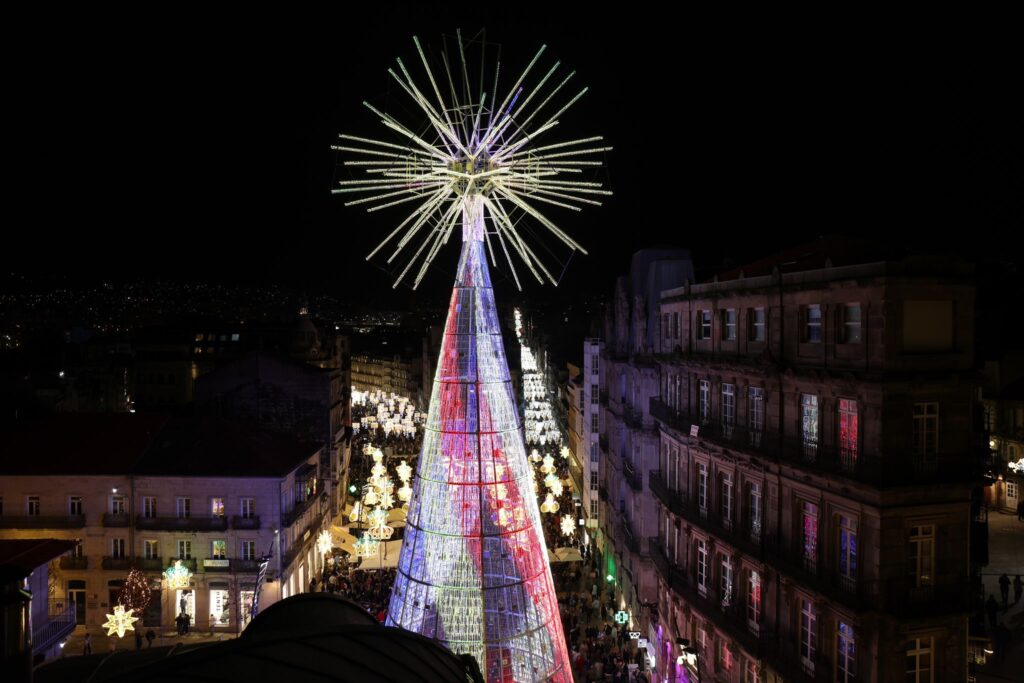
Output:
[163, 559, 193, 590]
[335, 32, 608, 683]
[103, 604, 139, 638]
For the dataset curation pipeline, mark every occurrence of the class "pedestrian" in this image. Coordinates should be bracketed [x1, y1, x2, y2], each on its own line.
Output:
[1017, 499, 1024, 521]
[146, 629, 155, 647]
[986, 594, 999, 629]
[999, 573, 1011, 607]
[134, 629, 143, 650]
[83, 633, 92, 656]
[994, 622, 1011, 664]
[1015, 575, 1023, 605]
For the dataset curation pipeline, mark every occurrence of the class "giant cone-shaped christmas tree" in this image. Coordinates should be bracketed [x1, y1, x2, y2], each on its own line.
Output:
[387, 196, 571, 682]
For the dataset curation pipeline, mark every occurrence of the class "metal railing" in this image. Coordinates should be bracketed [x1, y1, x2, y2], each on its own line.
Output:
[33, 599, 76, 653]
[0, 515, 86, 529]
[137, 515, 228, 532]
[231, 515, 261, 530]
[59, 556, 88, 570]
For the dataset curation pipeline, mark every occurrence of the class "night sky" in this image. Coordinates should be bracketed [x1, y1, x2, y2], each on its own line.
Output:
[8, 8, 1020, 306]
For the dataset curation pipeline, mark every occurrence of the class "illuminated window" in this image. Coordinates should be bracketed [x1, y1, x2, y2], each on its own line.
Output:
[698, 310, 712, 340]
[241, 540, 256, 561]
[210, 588, 230, 625]
[195, 334, 204, 341]
[839, 399, 858, 471]
[211, 498, 225, 517]
[722, 309, 737, 341]
[111, 495, 126, 515]
[211, 540, 227, 559]
[748, 387, 764, 447]
[721, 473, 734, 528]
[837, 515, 857, 592]
[909, 525, 934, 587]
[721, 384, 735, 437]
[747, 570, 762, 628]
[231, 333, 240, 341]
[696, 539, 708, 596]
[801, 394, 819, 459]
[803, 305, 822, 343]
[699, 380, 711, 425]
[744, 658, 761, 683]
[177, 539, 192, 560]
[836, 621, 856, 683]
[721, 555, 734, 606]
[801, 502, 818, 573]
[905, 636, 934, 683]
[717, 638, 733, 672]
[748, 482, 763, 541]
[841, 304, 862, 343]
[799, 598, 817, 674]
[698, 463, 709, 513]
[749, 307, 766, 342]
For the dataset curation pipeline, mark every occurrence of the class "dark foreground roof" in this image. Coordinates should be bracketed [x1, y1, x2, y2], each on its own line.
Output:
[0, 539, 79, 584]
[35, 594, 484, 683]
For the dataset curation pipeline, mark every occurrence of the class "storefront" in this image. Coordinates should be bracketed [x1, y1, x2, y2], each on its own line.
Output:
[176, 588, 195, 624]
[209, 582, 231, 628]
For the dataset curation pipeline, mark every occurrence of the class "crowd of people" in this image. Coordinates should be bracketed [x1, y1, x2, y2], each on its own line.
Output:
[311, 555, 397, 623]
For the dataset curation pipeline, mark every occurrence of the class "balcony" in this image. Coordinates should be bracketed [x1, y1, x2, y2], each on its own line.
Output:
[59, 556, 88, 570]
[101, 556, 136, 571]
[648, 471, 685, 517]
[621, 520, 642, 555]
[136, 515, 228, 532]
[763, 540, 871, 613]
[649, 399, 982, 488]
[231, 515, 261, 530]
[232, 559, 261, 573]
[0, 515, 86, 529]
[623, 405, 646, 430]
[203, 558, 232, 572]
[623, 460, 643, 491]
[137, 557, 163, 572]
[102, 512, 131, 527]
[281, 492, 324, 528]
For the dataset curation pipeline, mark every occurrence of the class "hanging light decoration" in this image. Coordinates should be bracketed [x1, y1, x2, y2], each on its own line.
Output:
[540, 493, 560, 514]
[550, 480, 564, 497]
[354, 534, 380, 558]
[317, 529, 333, 557]
[162, 560, 193, 590]
[349, 500, 364, 523]
[560, 515, 576, 537]
[102, 604, 139, 638]
[396, 460, 413, 482]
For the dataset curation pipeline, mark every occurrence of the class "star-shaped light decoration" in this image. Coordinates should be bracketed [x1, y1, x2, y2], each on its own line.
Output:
[102, 604, 138, 638]
[317, 529, 333, 557]
[396, 460, 413, 482]
[560, 515, 575, 537]
[163, 560, 193, 590]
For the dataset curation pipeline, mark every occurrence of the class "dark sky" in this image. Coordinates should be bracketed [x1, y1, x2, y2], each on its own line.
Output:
[7, 7, 1020, 306]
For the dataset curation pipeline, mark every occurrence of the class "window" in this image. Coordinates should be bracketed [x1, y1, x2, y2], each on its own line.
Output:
[747, 570, 762, 628]
[590, 471, 598, 491]
[743, 658, 761, 683]
[838, 399, 858, 471]
[111, 495, 126, 515]
[177, 497, 191, 518]
[905, 636, 934, 683]
[177, 539, 192, 559]
[696, 540, 708, 596]
[231, 333, 240, 341]
[142, 497, 156, 518]
[697, 463, 709, 513]
[112, 538, 126, 559]
[1008, 481, 1019, 501]
[836, 621, 856, 683]
[801, 394, 819, 458]
[909, 525, 935, 587]
[72, 541, 84, 558]
[749, 307, 766, 342]
[673, 312, 680, 339]
[717, 638, 733, 673]
[721, 473, 734, 528]
[590, 442, 598, 463]
[211, 540, 227, 559]
[241, 540, 256, 561]
[837, 515, 857, 592]
[804, 304, 822, 342]
[722, 309, 737, 341]
[799, 598, 817, 674]
[590, 499, 598, 517]
[144, 539, 159, 560]
[841, 304, 862, 344]
[698, 310, 711, 340]
[801, 502, 818, 573]
[663, 314, 669, 342]
[721, 555, 734, 606]
[211, 498, 225, 517]
[27, 496, 40, 516]
[69, 496, 83, 516]
[912, 403, 939, 462]
[748, 387, 764, 447]
[721, 384, 735, 437]
[591, 383, 598, 405]
[748, 482, 763, 541]
[699, 380, 711, 425]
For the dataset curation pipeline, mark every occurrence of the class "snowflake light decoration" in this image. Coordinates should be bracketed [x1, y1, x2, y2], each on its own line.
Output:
[317, 529, 333, 557]
[560, 515, 575, 537]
